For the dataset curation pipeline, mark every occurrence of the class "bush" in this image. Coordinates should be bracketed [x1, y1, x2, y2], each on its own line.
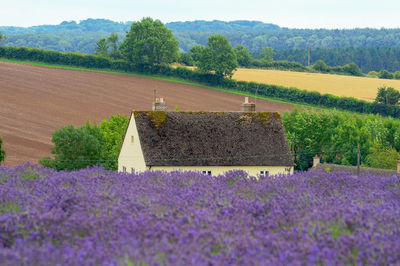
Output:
[0, 136, 5, 164]
[378, 69, 394, 79]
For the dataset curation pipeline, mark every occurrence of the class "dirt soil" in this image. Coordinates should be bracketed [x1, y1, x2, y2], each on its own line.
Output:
[0, 61, 298, 166]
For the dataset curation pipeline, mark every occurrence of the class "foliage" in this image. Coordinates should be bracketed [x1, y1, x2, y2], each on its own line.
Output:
[365, 143, 400, 169]
[94, 38, 109, 56]
[39, 123, 106, 171]
[107, 33, 120, 59]
[5, 19, 400, 73]
[375, 86, 400, 105]
[282, 109, 400, 170]
[273, 46, 400, 73]
[99, 114, 129, 170]
[120, 17, 179, 66]
[311, 60, 362, 76]
[259, 47, 274, 62]
[233, 44, 252, 67]
[177, 52, 193, 66]
[0, 136, 5, 164]
[1, 165, 400, 264]
[342, 63, 362, 76]
[189, 45, 206, 64]
[196, 35, 238, 78]
[312, 60, 329, 72]
[0, 31, 6, 43]
[378, 69, 394, 79]
[40, 115, 128, 171]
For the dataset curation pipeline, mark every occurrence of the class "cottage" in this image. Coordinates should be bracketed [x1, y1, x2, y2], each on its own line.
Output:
[118, 108, 294, 177]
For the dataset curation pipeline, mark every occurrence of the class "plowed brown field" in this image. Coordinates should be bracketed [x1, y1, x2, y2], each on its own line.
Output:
[0, 61, 297, 166]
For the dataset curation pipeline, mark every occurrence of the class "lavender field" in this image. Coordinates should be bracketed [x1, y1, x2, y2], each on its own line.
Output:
[1, 164, 400, 265]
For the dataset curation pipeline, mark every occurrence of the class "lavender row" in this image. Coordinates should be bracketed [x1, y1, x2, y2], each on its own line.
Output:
[1, 164, 400, 265]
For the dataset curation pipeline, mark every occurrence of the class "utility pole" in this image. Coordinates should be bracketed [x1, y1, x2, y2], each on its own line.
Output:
[307, 42, 311, 67]
[357, 142, 360, 176]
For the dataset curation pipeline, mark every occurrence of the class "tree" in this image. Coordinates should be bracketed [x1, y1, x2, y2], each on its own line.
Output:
[95, 38, 109, 57]
[259, 47, 274, 62]
[99, 114, 129, 170]
[366, 143, 400, 169]
[375, 86, 400, 105]
[378, 69, 394, 79]
[40, 115, 128, 171]
[178, 52, 194, 66]
[39, 123, 106, 171]
[312, 60, 329, 72]
[342, 63, 362, 76]
[120, 17, 179, 66]
[233, 45, 252, 67]
[0, 136, 5, 164]
[107, 33, 121, 59]
[196, 35, 238, 78]
[189, 45, 206, 63]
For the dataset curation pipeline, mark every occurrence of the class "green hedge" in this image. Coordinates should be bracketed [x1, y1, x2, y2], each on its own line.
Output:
[2, 46, 400, 118]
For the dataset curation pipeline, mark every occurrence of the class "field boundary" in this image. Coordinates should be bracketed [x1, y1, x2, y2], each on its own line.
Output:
[0, 58, 312, 108]
[1, 45, 400, 118]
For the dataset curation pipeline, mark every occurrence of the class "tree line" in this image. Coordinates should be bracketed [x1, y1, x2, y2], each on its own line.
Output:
[274, 46, 400, 73]
[282, 109, 400, 171]
[4, 19, 400, 73]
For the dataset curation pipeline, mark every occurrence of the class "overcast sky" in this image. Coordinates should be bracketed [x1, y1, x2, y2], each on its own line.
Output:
[2, 0, 400, 29]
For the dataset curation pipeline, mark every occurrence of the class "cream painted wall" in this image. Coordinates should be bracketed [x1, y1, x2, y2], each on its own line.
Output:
[149, 165, 293, 177]
[118, 113, 147, 173]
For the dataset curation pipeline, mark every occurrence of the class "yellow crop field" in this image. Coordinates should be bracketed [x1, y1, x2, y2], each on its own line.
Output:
[232, 68, 400, 101]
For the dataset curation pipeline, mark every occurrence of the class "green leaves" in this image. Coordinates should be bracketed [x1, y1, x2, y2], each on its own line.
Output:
[196, 35, 238, 78]
[40, 114, 128, 171]
[0, 136, 5, 164]
[120, 17, 179, 66]
[375, 86, 400, 105]
[94, 38, 109, 56]
[233, 45, 252, 67]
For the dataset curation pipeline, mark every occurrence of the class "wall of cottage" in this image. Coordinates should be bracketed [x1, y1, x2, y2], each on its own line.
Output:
[118, 114, 147, 173]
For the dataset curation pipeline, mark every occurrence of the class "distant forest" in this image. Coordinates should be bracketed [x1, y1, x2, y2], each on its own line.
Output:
[2, 19, 400, 72]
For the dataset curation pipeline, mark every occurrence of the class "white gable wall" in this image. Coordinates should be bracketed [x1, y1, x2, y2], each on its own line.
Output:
[118, 113, 147, 173]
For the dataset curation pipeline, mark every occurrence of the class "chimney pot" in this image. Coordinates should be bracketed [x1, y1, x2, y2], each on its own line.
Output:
[152, 97, 167, 111]
[313, 155, 320, 167]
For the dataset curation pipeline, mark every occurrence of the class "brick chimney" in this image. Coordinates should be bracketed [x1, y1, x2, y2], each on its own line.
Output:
[313, 155, 320, 168]
[152, 97, 167, 111]
[241, 97, 256, 112]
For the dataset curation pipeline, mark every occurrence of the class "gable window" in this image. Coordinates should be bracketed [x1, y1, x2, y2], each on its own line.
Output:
[131, 136, 134, 144]
[202, 170, 212, 176]
[259, 170, 269, 177]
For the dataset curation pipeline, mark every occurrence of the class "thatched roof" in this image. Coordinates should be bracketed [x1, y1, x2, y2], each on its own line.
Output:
[312, 163, 397, 176]
[133, 111, 293, 166]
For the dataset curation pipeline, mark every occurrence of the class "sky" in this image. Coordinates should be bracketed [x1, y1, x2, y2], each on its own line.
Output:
[2, 0, 400, 29]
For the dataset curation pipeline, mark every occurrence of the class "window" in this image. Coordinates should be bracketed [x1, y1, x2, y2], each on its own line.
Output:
[131, 136, 134, 143]
[123, 166, 127, 173]
[259, 170, 269, 177]
[202, 170, 212, 176]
